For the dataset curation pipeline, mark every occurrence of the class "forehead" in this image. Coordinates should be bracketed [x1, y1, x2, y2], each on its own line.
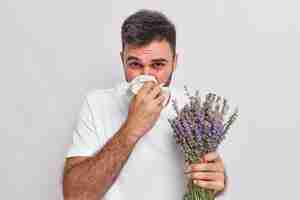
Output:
[123, 40, 173, 62]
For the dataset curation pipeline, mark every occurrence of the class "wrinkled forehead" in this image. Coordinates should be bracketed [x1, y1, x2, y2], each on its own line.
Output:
[123, 40, 173, 63]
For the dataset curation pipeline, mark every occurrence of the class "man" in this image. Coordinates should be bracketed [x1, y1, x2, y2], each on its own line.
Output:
[63, 9, 227, 200]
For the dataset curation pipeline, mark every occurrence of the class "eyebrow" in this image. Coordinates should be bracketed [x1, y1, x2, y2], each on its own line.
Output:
[151, 58, 168, 63]
[126, 56, 168, 63]
[126, 56, 140, 63]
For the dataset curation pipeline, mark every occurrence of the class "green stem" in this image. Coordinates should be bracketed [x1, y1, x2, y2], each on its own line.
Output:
[184, 182, 215, 200]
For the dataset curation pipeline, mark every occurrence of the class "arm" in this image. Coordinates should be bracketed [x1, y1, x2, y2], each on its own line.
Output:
[63, 122, 138, 200]
[63, 81, 165, 200]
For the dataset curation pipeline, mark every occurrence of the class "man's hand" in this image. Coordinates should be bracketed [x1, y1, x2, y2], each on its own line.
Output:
[124, 81, 165, 142]
[184, 151, 226, 196]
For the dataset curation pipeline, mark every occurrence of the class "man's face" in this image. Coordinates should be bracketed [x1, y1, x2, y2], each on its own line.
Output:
[120, 40, 177, 87]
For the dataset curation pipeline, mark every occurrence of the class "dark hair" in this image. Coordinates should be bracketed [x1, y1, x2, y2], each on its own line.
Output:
[121, 9, 176, 56]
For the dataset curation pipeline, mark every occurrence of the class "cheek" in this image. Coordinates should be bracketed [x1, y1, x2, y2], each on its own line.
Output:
[156, 68, 172, 83]
[125, 68, 141, 82]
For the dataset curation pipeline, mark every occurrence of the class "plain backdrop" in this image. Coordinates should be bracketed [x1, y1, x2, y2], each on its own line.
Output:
[1, 0, 299, 199]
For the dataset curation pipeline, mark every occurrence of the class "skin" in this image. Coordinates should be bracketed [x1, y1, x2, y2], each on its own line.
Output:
[120, 39, 177, 87]
[185, 152, 227, 196]
[63, 39, 226, 199]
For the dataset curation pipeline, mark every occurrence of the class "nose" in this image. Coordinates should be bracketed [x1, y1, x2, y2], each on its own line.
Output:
[141, 66, 153, 76]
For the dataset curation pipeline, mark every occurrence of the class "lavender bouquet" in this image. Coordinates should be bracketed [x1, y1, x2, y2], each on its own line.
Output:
[168, 86, 238, 200]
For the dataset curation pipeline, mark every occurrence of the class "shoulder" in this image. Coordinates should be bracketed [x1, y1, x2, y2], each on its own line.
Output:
[84, 87, 117, 106]
[82, 83, 127, 117]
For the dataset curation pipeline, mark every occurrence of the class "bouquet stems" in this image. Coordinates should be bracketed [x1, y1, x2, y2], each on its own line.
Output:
[184, 179, 215, 200]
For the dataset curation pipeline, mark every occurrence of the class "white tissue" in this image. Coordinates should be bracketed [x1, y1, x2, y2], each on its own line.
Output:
[128, 75, 170, 107]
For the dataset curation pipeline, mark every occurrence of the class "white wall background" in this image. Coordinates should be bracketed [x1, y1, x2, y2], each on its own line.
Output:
[1, 0, 299, 199]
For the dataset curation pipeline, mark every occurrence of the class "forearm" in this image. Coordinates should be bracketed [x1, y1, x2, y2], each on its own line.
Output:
[63, 122, 138, 200]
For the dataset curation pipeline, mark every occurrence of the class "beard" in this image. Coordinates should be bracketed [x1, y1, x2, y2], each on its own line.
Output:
[162, 69, 174, 87]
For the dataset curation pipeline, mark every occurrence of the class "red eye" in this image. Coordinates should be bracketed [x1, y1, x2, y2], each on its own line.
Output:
[128, 62, 141, 68]
[152, 62, 165, 69]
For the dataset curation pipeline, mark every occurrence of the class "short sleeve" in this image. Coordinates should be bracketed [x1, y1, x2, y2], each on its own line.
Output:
[65, 95, 100, 158]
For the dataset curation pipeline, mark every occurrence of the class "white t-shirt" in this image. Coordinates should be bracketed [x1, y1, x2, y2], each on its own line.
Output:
[65, 81, 194, 199]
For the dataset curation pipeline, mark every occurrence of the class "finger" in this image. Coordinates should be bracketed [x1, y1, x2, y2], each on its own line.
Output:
[154, 94, 165, 108]
[186, 171, 224, 182]
[146, 82, 162, 100]
[200, 151, 223, 163]
[202, 151, 221, 163]
[137, 81, 156, 98]
[185, 163, 224, 173]
[193, 180, 224, 191]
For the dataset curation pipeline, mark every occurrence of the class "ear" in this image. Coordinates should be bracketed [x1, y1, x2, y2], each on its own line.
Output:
[120, 51, 124, 65]
[173, 53, 178, 71]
